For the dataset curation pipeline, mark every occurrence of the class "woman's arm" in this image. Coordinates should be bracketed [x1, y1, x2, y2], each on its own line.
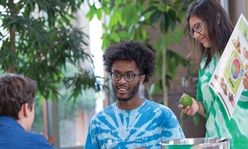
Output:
[178, 95, 206, 117]
[196, 101, 206, 117]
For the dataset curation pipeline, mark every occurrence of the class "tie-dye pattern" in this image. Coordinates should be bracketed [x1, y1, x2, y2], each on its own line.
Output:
[196, 55, 248, 149]
[85, 99, 185, 149]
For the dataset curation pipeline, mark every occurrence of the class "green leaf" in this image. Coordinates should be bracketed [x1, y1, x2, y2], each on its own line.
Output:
[102, 6, 110, 15]
[149, 82, 163, 97]
[119, 30, 130, 39]
[102, 23, 108, 30]
[96, 9, 102, 20]
[110, 32, 120, 42]
[167, 9, 177, 29]
[155, 38, 163, 49]
[109, 11, 120, 27]
[86, 6, 96, 21]
[150, 10, 162, 24]
[193, 113, 200, 125]
[141, 29, 147, 39]
[141, 6, 158, 16]
[160, 12, 170, 34]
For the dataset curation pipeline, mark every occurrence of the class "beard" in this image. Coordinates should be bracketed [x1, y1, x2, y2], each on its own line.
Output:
[113, 80, 140, 102]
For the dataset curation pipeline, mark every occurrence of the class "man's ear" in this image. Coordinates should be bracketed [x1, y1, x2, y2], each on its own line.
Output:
[22, 103, 30, 117]
[140, 74, 146, 84]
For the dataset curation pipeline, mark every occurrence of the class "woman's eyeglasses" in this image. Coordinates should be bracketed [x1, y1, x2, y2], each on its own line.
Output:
[189, 20, 205, 38]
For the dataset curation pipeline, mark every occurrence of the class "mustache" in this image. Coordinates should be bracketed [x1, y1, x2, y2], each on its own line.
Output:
[116, 85, 129, 89]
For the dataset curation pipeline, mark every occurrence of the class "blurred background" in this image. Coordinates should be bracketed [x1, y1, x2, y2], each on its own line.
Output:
[0, 0, 247, 148]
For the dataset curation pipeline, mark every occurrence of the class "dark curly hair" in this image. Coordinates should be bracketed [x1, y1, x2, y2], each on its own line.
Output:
[0, 73, 37, 120]
[103, 40, 156, 83]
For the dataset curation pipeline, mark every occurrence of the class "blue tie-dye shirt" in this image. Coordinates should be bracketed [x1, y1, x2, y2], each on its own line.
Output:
[84, 98, 185, 149]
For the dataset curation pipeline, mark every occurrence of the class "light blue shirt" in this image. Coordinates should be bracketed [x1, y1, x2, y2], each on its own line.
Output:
[85, 99, 185, 149]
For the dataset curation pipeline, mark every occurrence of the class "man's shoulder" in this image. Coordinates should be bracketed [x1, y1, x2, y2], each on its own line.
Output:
[143, 99, 174, 115]
[26, 132, 55, 148]
[0, 131, 54, 149]
[26, 131, 47, 139]
[87, 103, 115, 123]
[145, 99, 170, 109]
[95, 103, 115, 115]
[7, 131, 47, 142]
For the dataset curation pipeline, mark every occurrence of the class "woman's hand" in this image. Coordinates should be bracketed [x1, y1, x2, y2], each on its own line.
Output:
[178, 93, 199, 116]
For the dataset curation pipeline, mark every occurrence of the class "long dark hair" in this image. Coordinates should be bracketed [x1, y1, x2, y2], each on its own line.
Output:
[187, 0, 233, 69]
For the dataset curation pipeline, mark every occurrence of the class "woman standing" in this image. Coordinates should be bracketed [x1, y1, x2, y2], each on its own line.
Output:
[178, 0, 248, 148]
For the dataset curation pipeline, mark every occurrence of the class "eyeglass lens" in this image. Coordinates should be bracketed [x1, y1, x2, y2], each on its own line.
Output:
[190, 21, 203, 38]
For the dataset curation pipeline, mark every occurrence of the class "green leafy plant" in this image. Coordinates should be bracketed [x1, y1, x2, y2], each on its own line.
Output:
[0, 0, 104, 101]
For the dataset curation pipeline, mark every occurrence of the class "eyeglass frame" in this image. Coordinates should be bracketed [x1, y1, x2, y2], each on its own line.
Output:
[110, 72, 141, 82]
[189, 20, 205, 38]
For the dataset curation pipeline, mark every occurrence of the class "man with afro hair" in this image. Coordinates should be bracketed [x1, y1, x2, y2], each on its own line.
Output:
[85, 40, 185, 149]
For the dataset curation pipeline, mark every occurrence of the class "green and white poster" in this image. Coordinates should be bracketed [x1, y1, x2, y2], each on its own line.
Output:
[209, 14, 248, 118]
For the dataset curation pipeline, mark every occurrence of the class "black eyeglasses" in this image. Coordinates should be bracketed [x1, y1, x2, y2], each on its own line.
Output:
[189, 20, 205, 38]
[110, 72, 141, 82]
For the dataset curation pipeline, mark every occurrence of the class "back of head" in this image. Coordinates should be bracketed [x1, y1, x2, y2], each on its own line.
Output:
[187, 0, 233, 63]
[103, 40, 156, 83]
[0, 73, 36, 120]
